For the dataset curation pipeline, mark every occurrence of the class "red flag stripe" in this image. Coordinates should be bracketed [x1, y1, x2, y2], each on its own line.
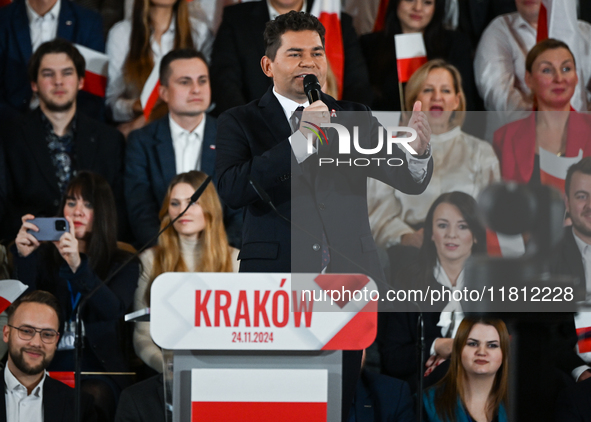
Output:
[537, 3, 548, 42]
[486, 228, 503, 257]
[540, 170, 566, 193]
[397, 56, 428, 83]
[372, 0, 390, 32]
[192, 401, 327, 421]
[0, 297, 11, 314]
[319, 12, 344, 99]
[82, 71, 107, 98]
[143, 82, 160, 120]
[576, 327, 591, 353]
[48, 371, 76, 388]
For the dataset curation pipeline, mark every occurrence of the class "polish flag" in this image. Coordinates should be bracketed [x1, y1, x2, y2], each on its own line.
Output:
[74, 44, 108, 98]
[395, 33, 427, 83]
[191, 369, 327, 421]
[140, 61, 161, 121]
[536, 0, 578, 43]
[310, 0, 344, 99]
[539, 147, 583, 194]
[0, 279, 27, 313]
[574, 314, 591, 363]
[48, 372, 75, 388]
[486, 229, 525, 257]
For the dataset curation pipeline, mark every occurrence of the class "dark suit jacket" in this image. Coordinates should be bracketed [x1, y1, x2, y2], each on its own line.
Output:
[114, 374, 165, 422]
[0, 0, 105, 121]
[125, 115, 242, 248]
[0, 108, 127, 244]
[349, 370, 414, 422]
[0, 368, 96, 422]
[554, 377, 591, 422]
[210, 0, 372, 116]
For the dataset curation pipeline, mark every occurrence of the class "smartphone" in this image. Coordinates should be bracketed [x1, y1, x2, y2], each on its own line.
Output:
[27, 218, 69, 242]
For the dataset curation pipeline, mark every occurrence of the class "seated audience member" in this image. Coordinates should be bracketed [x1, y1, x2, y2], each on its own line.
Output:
[474, 0, 591, 111]
[0, 39, 127, 245]
[359, 0, 478, 111]
[2, 291, 96, 421]
[125, 49, 242, 248]
[493, 39, 591, 184]
[106, 0, 212, 135]
[0, 0, 105, 122]
[12, 172, 139, 422]
[349, 350, 415, 422]
[554, 377, 591, 422]
[423, 317, 509, 422]
[134, 171, 238, 373]
[380, 192, 487, 392]
[210, 0, 372, 115]
[368, 60, 498, 251]
[114, 374, 164, 422]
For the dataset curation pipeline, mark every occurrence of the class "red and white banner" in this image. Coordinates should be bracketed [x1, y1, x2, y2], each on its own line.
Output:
[191, 368, 327, 422]
[74, 44, 108, 98]
[150, 273, 377, 351]
[539, 147, 583, 194]
[486, 229, 526, 257]
[0, 279, 27, 314]
[310, 0, 344, 99]
[574, 313, 591, 362]
[140, 61, 161, 120]
[394, 33, 427, 83]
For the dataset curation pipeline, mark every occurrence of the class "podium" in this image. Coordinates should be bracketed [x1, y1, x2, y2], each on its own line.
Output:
[146, 273, 378, 422]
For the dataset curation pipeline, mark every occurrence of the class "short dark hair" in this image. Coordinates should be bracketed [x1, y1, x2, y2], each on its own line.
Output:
[526, 38, 576, 73]
[263, 11, 325, 61]
[28, 38, 86, 82]
[159, 48, 209, 86]
[565, 157, 591, 196]
[6, 290, 62, 332]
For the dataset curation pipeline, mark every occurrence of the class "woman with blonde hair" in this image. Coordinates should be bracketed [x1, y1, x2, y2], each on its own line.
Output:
[368, 59, 499, 251]
[423, 317, 509, 422]
[133, 171, 238, 371]
[106, 0, 212, 134]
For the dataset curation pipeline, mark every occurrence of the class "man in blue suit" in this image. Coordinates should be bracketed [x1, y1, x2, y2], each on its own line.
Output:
[0, 0, 104, 121]
[125, 48, 242, 248]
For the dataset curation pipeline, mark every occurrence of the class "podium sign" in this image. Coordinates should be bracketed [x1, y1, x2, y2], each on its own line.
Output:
[151, 273, 378, 351]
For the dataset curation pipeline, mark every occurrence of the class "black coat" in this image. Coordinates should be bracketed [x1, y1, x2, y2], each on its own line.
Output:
[210, 0, 372, 115]
[114, 375, 165, 422]
[0, 108, 127, 244]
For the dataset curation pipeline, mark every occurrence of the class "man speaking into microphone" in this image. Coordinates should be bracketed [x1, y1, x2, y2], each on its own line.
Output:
[214, 11, 433, 421]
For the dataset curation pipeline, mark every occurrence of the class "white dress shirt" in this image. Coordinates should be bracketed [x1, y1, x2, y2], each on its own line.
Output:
[105, 16, 213, 122]
[169, 114, 206, 174]
[474, 12, 591, 112]
[5, 366, 45, 422]
[272, 88, 431, 180]
[26, 0, 61, 53]
[368, 126, 500, 248]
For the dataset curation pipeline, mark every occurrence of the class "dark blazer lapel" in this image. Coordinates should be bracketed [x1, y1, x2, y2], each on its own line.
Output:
[13, 0, 33, 63]
[0, 369, 7, 422]
[200, 115, 217, 176]
[75, 114, 99, 170]
[42, 377, 66, 422]
[56, 0, 74, 41]
[563, 229, 587, 300]
[354, 377, 374, 422]
[24, 110, 61, 194]
[258, 88, 292, 144]
[155, 117, 177, 183]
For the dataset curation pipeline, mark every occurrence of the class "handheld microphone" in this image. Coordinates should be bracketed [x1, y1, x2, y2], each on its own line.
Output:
[73, 176, 212, 422]
[303, 74, 321, 104]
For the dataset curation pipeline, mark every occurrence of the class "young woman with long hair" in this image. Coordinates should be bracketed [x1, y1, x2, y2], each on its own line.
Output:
[133, 171, 238, 372]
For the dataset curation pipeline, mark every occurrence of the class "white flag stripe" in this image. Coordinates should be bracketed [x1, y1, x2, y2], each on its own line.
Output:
[191, 369, 327, 403]
[496, 234, 525, 257]
[539, 147, 583, 179]
[140, 60, 161, 109]
[74, 44, 108, 76]
[394, 33, 426, 60]
[310, 0, 340, 16]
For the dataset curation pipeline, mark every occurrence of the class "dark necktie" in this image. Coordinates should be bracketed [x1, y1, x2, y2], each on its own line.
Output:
[289, 106, 305, 133]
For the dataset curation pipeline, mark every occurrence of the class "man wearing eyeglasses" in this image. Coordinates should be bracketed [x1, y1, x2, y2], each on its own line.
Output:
[1, 290, 96, 422]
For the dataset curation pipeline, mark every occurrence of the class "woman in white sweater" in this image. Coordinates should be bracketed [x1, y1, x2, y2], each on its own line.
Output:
[133, 171, 238, 372]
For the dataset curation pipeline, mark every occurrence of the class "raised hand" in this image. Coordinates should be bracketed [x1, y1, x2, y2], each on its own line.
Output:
[53, 216, 81, 273]
[407, 100, 431, 156]
[15, 214, 41, 257]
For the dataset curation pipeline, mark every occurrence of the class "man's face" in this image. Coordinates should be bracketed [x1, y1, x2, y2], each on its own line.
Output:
[261, 30, 327, 103]
[32, 52, 84, 112]
[566, 171, 591, 241]
[515, 0, 541, 25]
[159, 58, 211, 118]
[3, 302, 59, 377]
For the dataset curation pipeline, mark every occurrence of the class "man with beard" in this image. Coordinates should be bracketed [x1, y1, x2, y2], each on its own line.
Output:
[1, 290, 96, 421]
[0, 38, 127, 244]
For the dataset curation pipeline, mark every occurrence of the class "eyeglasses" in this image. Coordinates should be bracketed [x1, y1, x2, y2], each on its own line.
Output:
[7, 325, 59, 344]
